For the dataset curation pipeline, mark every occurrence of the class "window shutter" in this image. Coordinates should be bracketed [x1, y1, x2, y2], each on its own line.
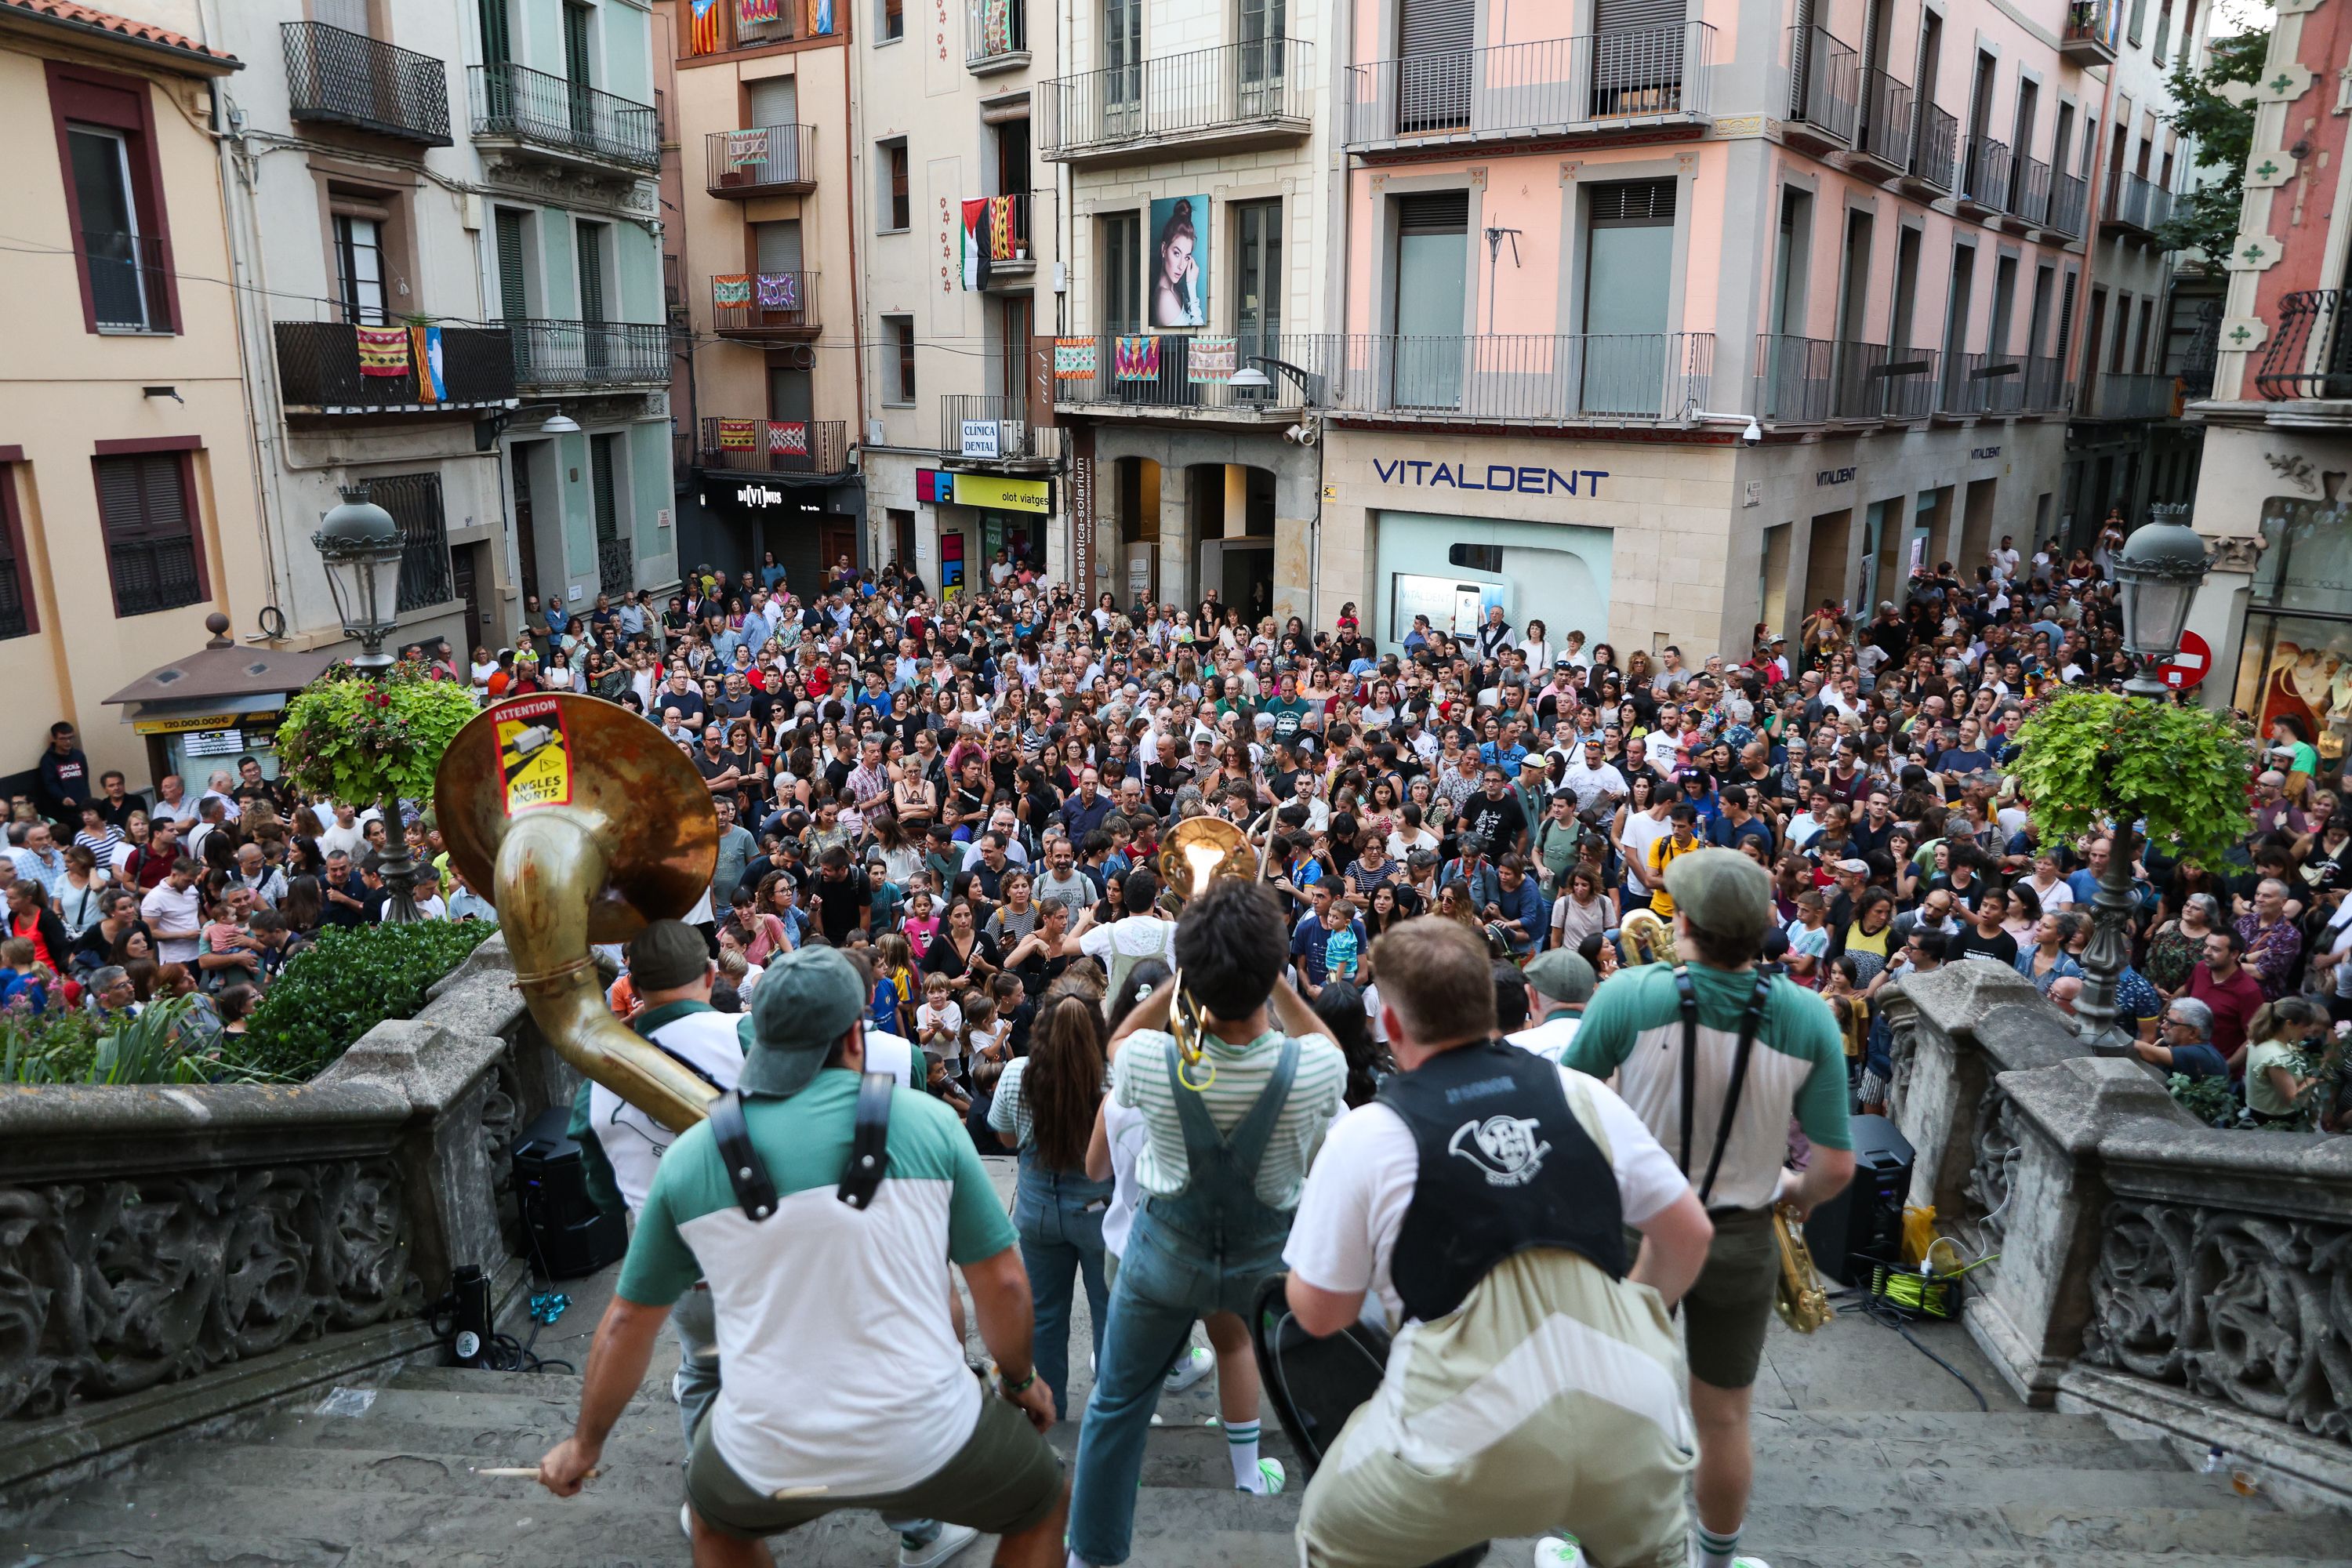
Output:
[1588, 179, 1677, 223]
[748, 77, 797, 128]
[576, 224, 606, 324]
[94, 453, 202, 617]
[1396, 191, 1469, 233]
[1595, 0, 1682, 28]
[755, 219, 803, 275]
[479, 0, 510, 64]
[495, 209, 527, 321]
[1398, 0, 1472, 56]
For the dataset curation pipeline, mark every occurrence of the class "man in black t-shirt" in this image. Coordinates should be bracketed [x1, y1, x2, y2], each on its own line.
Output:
[1458, 768, 1530, 858]
[1947, 887, 2020, 968]
[809, 847, 869, 944]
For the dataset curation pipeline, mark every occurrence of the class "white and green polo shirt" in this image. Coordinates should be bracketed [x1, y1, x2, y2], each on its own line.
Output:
[1561, 963, 1850, 1211]
[618, 1069, 1015, 1497]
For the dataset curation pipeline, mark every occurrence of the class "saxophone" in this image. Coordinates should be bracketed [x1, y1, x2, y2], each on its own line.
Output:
[1772, 1203, 1835, 1333]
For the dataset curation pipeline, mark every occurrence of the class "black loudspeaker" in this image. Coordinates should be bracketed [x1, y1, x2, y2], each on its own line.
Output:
[1806, 1113, 1914, 1286]
[513, 1105, 627, 1279]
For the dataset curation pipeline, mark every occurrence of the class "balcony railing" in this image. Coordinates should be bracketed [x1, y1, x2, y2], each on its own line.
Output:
[1851, 67, 1912, 172]
[1907, 101, 1956, 191]
[1958, 134, 2011, 211]
[940, 394, 1045, 459]
[2103, 170, 2172, 237]
[1040, 38, 1313, 159]
[1053, 332, 1325, 412]
[1940, 351, 2039, 416]
[468, 62, 659, 173]
[370, 472, 454, 614]
[1755, 334, 1831, 423]
[2255, 291, 2352, 401]
[2061, 0, 2121, 61]
[1828, 341, 1940, 419]
[2049, 172, 2089, 237]
[81, 228, 171, 333]
[281, 21, 452, 145]
[704, 123, 818, 197]
[2022, 354, 2072, 412]
[1341, 24, 1714, 148]
[2009, 154, 2052, 227]
[711, 271, 819, 339]
[1322, 332, 1713, 423]
[1785, 26, 1859, 147]
[967, 0, 1027, 68]
[964, 194, 1040, 279]
[509, 319, 669, 389]
[274, 320, 517, 412]
[2089, 371, 2176, 418]
[2181, 301, 2223, 399]
[698, 417, 850, 475]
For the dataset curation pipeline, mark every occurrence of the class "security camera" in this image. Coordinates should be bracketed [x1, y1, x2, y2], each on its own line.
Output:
[1742, 418, 1762, 446]
[1284, 421, 1319, 448]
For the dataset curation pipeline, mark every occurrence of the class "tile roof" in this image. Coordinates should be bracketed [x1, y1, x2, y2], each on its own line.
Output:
[0, 0, 242, 71]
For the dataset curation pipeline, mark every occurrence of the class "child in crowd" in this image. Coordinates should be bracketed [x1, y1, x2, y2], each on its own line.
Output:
[871, 933, 917, 1035]
[963, 987, 1009, 1070]
[1785, 890, 1831, 984]
[0, 938, 52, 1011]
[900, 888, 940, 960]
[914, 972, 963, 1073]
[1321, 896, 1361, 985]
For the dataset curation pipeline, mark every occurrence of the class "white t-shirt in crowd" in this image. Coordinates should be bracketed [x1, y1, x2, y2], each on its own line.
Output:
[1100, 1098, 1150, 1259]
[589, 1006, 745, 1211]
[1283, 1065, 1686, 1328]
[1507, 1013, 1582, 1065]
[1619, 809, 1674, 891]
[140, 880, 202, 964]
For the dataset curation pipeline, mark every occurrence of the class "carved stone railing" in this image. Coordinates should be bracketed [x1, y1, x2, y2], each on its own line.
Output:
[1893, 961, 2352, 1510]
[0, 932, 575, 1493]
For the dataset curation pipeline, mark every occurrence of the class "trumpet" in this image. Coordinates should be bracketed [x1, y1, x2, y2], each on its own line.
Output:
[1772, 1203, 1835, 1334]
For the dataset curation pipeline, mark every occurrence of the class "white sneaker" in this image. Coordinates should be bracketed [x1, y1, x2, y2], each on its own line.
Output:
[679, 1503, 692, 1540]
[1163, 1345, 1214, 1393]
[899, 1523, 981, 1568]
[1241, 1457, 1286, 1496]
[1531, 1538, 1584, 1568]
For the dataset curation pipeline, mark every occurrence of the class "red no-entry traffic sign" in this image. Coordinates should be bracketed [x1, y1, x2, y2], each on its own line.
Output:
[2161, 630, 2212, 691]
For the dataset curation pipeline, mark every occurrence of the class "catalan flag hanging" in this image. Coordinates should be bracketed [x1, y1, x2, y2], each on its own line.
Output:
[689, 0, 721, 53]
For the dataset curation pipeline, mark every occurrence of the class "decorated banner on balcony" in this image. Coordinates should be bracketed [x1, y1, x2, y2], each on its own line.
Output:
[978, 0, 1014, 53]
[986, 196, 1019, 260]
[410, 325, 445, 403]
[689, 0, 721, 53]
[757, 271, 800, 310]
[1185, 336, 1236, 383]
[806, 0, 833, 35]
[713, 273, 752, 308]
[959, 199, 991, 292]
[739, 0, 779, 24]
[725, 128, 770, 167]
[1054, 338, 1096, 379]
[1114, 335, 1160, 382]
[717, 419, 757, 450]
[767, 421, 809, 455]
[355, 325, 409, 377]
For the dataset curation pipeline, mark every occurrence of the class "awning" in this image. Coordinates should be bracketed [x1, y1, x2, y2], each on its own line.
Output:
[103, 621, 332, 717]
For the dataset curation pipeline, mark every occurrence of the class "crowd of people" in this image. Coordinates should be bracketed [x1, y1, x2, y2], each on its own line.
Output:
[13, 524, 2347, 1566]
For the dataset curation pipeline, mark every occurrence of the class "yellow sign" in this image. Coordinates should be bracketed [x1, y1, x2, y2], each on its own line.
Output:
[950, 473, 1050, 514]
[495, 696, 572, 815]
[133, 712, 251, 735]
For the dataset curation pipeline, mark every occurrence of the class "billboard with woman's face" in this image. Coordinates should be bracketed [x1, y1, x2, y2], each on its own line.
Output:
[1149, 196, 1207, 328]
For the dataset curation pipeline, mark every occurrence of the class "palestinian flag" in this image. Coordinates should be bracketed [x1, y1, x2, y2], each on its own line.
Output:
[960, 199, 990, 292]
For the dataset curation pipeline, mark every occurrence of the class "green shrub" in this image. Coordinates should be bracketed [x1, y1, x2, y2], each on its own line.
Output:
[232, 922, 494, 1080]
[274, 659, 480, 810]
[3, 996, 263, 1086]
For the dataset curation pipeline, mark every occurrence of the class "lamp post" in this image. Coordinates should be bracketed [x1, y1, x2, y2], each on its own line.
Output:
[2071, 518, 2212, 1053]
[312, 485, 421, 924]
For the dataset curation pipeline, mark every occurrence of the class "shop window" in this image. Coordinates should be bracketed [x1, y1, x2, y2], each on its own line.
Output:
[93, 450, 206, 617]
[1448, 543, 1504, 573]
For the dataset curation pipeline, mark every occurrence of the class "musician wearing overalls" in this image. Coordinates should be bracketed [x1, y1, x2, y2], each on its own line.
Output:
[1564, 850, 1855, 1568]
[1065, 879, 1348, 1568]
[1281, 916, 1718, 1568]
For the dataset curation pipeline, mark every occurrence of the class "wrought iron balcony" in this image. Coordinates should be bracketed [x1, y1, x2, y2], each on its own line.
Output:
[1904, 101, 1956, 193]
[711, 271, 819, 341]
[2022, 354, 2072, 412]
[1940, 352, 2040, 416]
[1341, 24, 1715, 152]
[1849, 67, 1912, 176]
[281, 22, 452, 145]
[1784, 26, 1858, 151]
[705, 123, 818, 197]
[2103, 171, 2172, 240]
[2009, 154, 2052, 229]
[1755, 335, 1831, 423]
[1322, 332, 1714, 424]
[2085, 371, 2176, 419]
[468, 62, 659, 175]
[1052, 332, 1324, 414]
[1957, 135, 2011, 214]
[961, 194, 1041, 285]
[967, 0, 1028, 73]
[2061, 0, 2120, 63]
[508, 319, 669, 390]
[941, 395, 1048, 460]
[2048, 172, 2089, 238]
[697, 417, 850, 475]
[274, 320, 517, 412]
[1040, 38, 1312, 164]
[2256, 290, 2352, 401]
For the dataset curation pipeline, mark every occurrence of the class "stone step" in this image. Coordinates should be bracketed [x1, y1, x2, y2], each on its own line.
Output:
[1748, 1461, 2251, 1510]
[1729, 1497, 2347, 1559]
[1750, 1428, 2186, 1472]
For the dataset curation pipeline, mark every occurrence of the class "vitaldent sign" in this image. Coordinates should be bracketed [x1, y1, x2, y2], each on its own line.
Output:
[1371, 459, 1610, 497]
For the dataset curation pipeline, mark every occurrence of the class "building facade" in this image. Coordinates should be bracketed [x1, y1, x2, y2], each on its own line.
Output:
[1313, 0, 2207, 657]
[0, 0, 269, 793]
[666, 0, 866, 595]
[2182, 0, 2352, 735]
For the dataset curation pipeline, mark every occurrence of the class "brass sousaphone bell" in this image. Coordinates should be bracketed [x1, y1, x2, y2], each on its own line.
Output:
[437, 694, 724, 1133]
[1152, 811, 1272, 1091]
[1615, 906, 1679, 967]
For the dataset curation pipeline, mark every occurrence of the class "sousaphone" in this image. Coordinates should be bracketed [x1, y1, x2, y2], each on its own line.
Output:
[437, 694, 723, 1133]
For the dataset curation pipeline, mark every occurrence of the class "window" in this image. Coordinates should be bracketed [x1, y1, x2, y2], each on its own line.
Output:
[0, 464, 31, 641]
[1448, 543, 1504, 572]
[887, 315, 917, 401]
[2152, 0, 2173, 57]
[2125, 0, 2146, 45]
[368, 472, 454, 612]
[494, 207, 532, 321]
[879, 139, 910, 230]
[334, 212, 389, 325]
[93, 451, 206, 617]
[1394, 191, 1470, 407]
[50, 63, 178, 336]
[884, 0, 904, 39]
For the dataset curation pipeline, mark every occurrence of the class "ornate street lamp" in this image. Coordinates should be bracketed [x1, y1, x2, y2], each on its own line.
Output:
[311, 485, 420, 923]
[2072, 518, 2214, 1052]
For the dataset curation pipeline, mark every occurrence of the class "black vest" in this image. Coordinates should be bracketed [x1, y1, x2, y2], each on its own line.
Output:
[1380, 1040, 1627, 1324]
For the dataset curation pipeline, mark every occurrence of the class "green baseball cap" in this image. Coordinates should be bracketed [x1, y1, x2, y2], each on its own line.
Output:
[1663, 847, 1775, 942]
[737, 945, 867, 1098]
[1523, 949, 1596, 1005]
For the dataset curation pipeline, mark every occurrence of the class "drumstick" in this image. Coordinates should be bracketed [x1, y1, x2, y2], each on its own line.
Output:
[473, 1466, 600, 1479]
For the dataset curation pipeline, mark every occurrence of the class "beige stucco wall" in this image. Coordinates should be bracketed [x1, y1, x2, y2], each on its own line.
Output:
[0, 40, 270, 793]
